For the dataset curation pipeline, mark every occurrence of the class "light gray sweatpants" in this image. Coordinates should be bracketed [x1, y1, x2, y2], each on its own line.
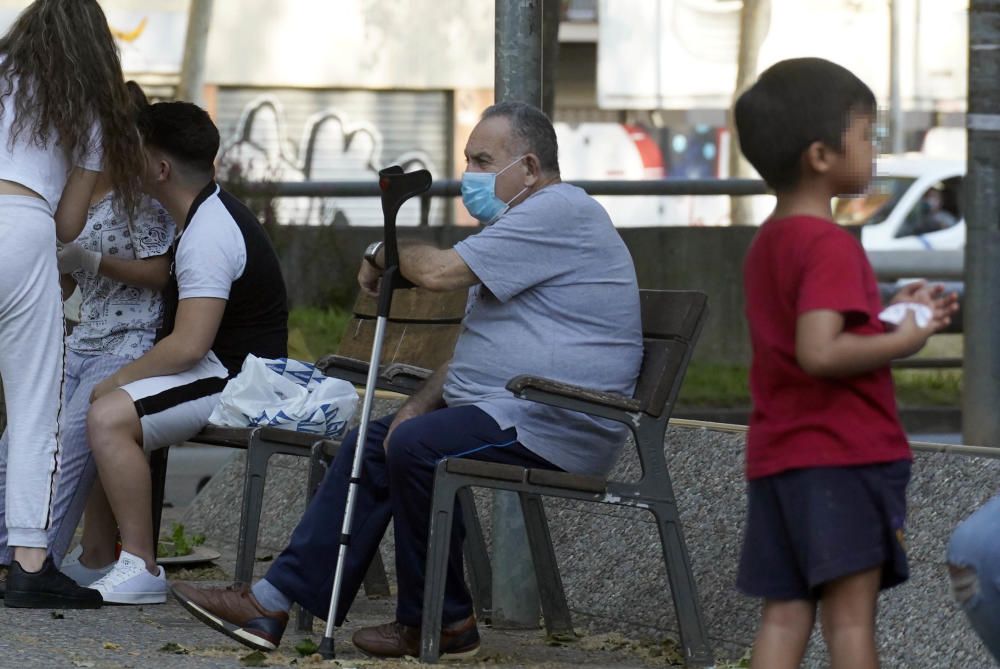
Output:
[0, 350, 130, 565]
[0, 195, 65, 549]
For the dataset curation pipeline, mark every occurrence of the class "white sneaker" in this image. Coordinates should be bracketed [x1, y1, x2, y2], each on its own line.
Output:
[60, 545, 114, 586]
[90, 551, 167, 604]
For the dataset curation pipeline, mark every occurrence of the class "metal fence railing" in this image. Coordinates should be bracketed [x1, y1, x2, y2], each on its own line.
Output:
[239, 178, 771, 199]
[237, 177, 772, 226]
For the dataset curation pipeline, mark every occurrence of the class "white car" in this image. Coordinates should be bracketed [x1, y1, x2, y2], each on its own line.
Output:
[834, 156, 965, 251]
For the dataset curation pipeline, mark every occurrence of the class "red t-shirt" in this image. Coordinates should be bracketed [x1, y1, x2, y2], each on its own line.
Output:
[743, 215, 911, 480]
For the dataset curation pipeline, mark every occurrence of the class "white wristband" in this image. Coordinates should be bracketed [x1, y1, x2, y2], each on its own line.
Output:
[81, 248, 101, 276]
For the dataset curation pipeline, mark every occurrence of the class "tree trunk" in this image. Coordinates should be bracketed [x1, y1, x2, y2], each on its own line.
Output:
[729, 0, 771, 225]
[177, 0, 215, 104]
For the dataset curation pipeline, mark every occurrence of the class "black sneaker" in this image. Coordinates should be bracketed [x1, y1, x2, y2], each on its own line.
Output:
[5, 557, 102, 609]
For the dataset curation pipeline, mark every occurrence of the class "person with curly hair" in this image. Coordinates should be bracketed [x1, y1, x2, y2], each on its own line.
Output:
[0, 0, 145, 609]
[0, 82, 175, 594]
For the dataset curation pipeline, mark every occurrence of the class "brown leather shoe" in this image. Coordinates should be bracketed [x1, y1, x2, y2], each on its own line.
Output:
[171, 582, 288, 651]
[352, 614, 480, 659]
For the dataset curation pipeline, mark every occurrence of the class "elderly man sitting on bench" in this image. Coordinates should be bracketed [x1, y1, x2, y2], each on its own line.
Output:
[171, 101, 644, 659]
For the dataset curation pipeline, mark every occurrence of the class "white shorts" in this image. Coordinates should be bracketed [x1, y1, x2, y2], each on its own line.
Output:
[121, 352, 229, 452]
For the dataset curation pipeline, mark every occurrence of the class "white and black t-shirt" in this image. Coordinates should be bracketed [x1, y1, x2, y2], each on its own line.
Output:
[158, 182, 288, 374]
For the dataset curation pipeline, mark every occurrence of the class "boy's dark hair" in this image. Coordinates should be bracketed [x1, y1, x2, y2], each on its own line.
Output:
[734, 57, 876, 191]
[138, 101, 219, 176]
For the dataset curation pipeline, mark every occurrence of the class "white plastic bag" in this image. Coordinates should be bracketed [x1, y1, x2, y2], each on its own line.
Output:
[209, 355, 358, 438]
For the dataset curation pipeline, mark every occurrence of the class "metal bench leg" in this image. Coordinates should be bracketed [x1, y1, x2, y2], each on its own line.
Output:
[306, 441, 328, 499]
[651, 499, 713, 667]
[419, 465, 462, 663]
[457, 487, 492, 624]
[518, 492, 573, 636]
[149, 447, 170, 543]
[234, 429, 271, 585]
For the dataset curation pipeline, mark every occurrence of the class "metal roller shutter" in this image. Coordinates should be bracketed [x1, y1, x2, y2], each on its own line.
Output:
[214, 87, 452, 227]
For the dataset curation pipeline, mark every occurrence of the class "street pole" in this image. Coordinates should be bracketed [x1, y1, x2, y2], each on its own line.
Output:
[889, 0, 905, 154]
[491, 0, 544, 630]
[496, 0, 544, 105]
[541, 0, 560, 118]
[963, 0, 1000, 446]
[729, 0, 771, 225]
[177, 0, 214, 105]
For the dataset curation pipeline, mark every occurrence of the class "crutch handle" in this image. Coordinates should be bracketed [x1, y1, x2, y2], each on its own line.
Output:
[377, 166, 432, 309]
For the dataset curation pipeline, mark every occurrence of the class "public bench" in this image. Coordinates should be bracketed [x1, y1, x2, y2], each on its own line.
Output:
[149, 287, 468, 594]
[418, 289, 715, 667]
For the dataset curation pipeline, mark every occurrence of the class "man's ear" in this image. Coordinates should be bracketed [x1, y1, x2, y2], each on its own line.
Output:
[522, 153, 542, 186]
[804, 141, 833, 175]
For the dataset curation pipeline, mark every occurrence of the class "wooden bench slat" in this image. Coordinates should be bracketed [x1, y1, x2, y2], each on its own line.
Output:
[639, 290, 707, 341]
[526, 469, 606, 494]
[353, 288, 467, 322]
[444, 459, 526, 483]
[191, 425, 255, 448]
[191, 427, 332, 450]
[256, 427, 331, 447]
[337, 321, 460, 372]
[442, 459, 607, 494]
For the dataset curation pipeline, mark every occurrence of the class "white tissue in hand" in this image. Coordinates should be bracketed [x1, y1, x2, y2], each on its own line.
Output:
[878, 302, 932, 328]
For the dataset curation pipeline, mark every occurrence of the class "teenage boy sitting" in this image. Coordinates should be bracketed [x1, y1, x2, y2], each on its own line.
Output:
[734, 57, 957, 669]
[81, 102, 288, 604]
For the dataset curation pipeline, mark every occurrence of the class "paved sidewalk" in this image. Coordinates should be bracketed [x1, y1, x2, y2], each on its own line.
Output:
[0, 564, 689, 669]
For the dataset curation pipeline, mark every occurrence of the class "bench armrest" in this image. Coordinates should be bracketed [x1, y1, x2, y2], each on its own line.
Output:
[382, 362, 432, 382]
[317, 354, 430, 395]
[506, 375, 642, 426]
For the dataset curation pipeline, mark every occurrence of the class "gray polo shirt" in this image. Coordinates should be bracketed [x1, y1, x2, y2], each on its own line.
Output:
[443, 182, 642, 477]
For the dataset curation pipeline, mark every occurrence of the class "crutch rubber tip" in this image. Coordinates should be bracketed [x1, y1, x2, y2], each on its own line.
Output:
[318, 637, 336, 659]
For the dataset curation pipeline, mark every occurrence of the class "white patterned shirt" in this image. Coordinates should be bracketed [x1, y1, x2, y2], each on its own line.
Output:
[65, 193, 176, 359]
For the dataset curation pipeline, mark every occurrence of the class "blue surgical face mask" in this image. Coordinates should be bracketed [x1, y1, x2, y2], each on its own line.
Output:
[461, 155, 527, 224]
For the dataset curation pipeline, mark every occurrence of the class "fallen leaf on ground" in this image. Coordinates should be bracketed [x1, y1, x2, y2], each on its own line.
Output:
[102, 641, 121, 650]
[640, 638, 684, 664]
[477, 653, 516, 664]
[240, 650, 269, 666]
[295, 638, 319, 656]
[545, 631, 581, 646]
[158, 642, 190, 654]
[165, 564, 228, 581]
[578, 632, 637, 652]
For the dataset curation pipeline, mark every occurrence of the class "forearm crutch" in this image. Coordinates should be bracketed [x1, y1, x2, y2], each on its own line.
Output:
[318, 165, 432, 659]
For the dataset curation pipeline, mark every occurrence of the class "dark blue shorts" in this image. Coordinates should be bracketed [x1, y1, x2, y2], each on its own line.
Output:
[736, 460, 911, 601]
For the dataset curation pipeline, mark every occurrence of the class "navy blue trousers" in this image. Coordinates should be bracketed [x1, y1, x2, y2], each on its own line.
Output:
[264, 405, 560, 627]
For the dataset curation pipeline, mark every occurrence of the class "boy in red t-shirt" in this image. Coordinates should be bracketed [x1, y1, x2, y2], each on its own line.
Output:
[734, 58, 957, 669]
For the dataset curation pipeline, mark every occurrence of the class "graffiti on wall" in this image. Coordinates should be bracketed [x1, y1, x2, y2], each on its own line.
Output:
[218, 96, 441, 226]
